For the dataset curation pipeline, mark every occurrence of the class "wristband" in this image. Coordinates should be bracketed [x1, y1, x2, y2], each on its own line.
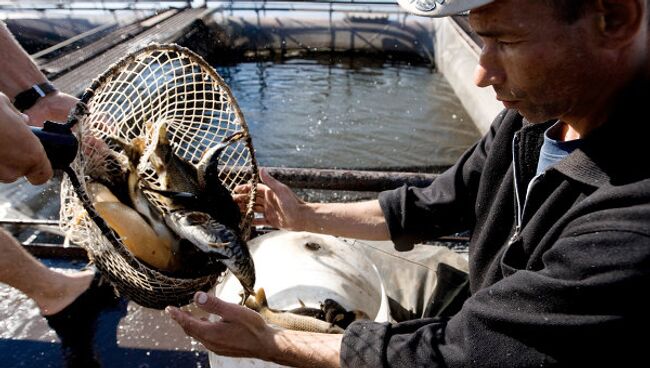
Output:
[13, 82, 57, 112]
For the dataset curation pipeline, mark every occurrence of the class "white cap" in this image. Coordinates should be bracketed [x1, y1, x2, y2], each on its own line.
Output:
[396, 0, 495, 17]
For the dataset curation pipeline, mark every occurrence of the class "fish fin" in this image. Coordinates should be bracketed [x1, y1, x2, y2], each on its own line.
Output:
[142, 187, 198, 202]
[298, 298, 306, 308]
[155, 121, 171, 146]
[353, 310, 371, 321]
[326, 324, 345, 334]
[256, 287, 269, 309]
[106, 136, 144, 168]
[243, 292, 260, 311]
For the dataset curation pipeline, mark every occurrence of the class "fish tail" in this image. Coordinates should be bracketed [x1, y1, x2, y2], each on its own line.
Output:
[243, 288, 262, 311]
[256, 287, 268, 309]
[221, 130, 247, 145]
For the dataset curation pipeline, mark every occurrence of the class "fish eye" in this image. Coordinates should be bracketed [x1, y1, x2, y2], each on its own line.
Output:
[304, 242, 321, 251]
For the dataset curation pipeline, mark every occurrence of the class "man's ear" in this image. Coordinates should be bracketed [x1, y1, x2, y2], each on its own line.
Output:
[594, 0, 645, 48]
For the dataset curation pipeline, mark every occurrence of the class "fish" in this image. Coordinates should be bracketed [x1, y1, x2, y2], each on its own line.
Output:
[287, 299, 326, 320]
[140, 122, 255, 299]
[244, 288, 344, 334]
[146, 126, 245, 230]
[87, 182, 180, 271]
[163, 209, 255, 297]
[321, 298, 370, 330]
[104, 135, 181, 258]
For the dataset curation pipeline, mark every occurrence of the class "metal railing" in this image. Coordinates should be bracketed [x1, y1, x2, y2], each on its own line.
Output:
[0, 0, 404, 12]
[0, 0, 194, 11]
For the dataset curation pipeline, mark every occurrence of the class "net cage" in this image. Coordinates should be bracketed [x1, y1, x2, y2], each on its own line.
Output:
[59, 44, 259, 309]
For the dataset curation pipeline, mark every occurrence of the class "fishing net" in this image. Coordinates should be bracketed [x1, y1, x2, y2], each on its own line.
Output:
[59, 44, 258, 309]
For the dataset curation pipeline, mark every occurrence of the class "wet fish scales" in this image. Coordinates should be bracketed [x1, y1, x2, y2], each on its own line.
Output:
[164, 210, 255, 296]
[245, 288, 344, 334]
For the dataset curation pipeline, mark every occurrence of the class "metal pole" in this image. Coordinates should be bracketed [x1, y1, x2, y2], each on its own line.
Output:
[264, 166, 438, 191]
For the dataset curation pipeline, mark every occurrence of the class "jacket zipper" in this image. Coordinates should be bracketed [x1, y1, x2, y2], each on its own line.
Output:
[511, 134, 542, 244]
[511, 135, 523, 243]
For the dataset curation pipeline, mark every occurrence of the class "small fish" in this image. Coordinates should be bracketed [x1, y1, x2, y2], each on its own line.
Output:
[321, 298, 371, 330]
[195, 130, 246, 229]
[244, 288, 344, 334]
[286, 308, 326, 320]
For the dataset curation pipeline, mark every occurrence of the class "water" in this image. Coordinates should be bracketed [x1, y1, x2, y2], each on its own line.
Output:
[216, 57, 480, 169]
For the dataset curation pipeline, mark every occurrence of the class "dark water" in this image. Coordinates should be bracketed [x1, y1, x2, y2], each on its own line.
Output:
[216, 58, 480, 169]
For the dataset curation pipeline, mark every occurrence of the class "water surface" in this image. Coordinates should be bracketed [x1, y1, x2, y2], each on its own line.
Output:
[216, 58, 480, 170]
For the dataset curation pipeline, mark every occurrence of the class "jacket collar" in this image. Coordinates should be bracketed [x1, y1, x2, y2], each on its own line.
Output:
[513, 120, 552, 195]
[521, 80, 650, 188]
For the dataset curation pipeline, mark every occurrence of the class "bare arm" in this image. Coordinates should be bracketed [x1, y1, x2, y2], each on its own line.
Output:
[235, 169, 390, 240]
[0, 21, 78, 126]
[0, 21, 48, 96]
[301, 200, 389, 240]
[168, 292, 342, 368]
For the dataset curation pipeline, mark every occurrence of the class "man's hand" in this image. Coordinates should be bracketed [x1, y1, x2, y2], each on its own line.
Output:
[0, 92, 52, 184]
[234, 168, 307, 230]
[167, 292, 279, 360]
[24, 91, 78, 127]
[168, 292, 343, 368]
[233, 168, 390, 239]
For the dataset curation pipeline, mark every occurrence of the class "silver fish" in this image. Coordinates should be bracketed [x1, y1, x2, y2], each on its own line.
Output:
[164, 210, 255, 297]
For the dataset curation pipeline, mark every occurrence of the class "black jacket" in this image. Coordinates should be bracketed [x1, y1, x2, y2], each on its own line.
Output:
[341, 82, 650, 367]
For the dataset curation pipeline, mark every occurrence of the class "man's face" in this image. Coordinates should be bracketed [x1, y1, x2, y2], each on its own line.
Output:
[469, 0, 602, 123]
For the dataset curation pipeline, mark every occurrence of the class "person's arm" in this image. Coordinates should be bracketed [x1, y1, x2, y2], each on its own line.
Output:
[233, 111, 506, 244]
[0, 92, 52, 184]
[0, 22, 46, 97]
[168, 292, 343, 368]
[0, 21, 77, 126]
[235, 168, 391, 240]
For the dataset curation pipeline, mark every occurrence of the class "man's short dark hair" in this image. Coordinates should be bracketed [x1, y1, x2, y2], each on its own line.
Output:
[545, 0, 591, 23]
[546, 0, 650, 24]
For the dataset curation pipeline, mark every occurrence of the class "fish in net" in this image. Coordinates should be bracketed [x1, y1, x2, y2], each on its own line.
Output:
[56, 43, 259, 309]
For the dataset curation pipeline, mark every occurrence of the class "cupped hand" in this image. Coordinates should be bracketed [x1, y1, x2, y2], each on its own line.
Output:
[0, 93, 52, 184]
[233, 168, 307, 231]
[167, 292, 279, 360]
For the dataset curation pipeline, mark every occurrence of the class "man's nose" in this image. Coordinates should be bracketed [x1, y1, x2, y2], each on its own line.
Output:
[474, 47, 505, 88]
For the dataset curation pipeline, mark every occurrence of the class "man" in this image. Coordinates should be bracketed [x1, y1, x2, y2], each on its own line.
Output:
[0, 21, 120, 366]
[168, 0, 650, 366]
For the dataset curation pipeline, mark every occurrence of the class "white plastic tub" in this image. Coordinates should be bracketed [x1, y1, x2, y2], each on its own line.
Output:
[209, 230, 390, 368]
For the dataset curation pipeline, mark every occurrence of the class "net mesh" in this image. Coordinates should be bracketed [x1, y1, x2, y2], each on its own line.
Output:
[59, 44, 258, 309]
